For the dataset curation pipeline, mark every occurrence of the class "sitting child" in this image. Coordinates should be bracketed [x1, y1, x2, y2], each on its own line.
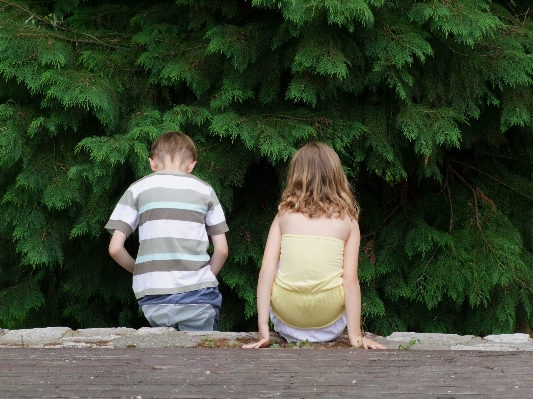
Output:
[243, 142, 386, 349]
[106, 131, 228, 331]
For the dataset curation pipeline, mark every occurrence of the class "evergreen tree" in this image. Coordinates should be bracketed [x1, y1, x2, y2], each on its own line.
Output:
[1, 0, 532, 335]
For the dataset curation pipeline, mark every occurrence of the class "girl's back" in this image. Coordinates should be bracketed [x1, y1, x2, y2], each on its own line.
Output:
[277, 212, 352, 242]
[273, 213, 349, 329]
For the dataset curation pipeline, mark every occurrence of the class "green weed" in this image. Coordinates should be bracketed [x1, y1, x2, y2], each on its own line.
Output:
[398, 339, 420, 350]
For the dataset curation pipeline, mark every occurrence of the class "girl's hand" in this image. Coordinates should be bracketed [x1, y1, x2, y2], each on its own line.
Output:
[242, 323, 270, 349]
[242, 337, 270, 349]
[350, 335, 387, 350]
[242, 325, 270, 349]
[243, 217, 280, 349]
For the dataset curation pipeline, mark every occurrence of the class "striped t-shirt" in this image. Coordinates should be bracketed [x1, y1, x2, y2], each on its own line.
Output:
[105, 171, 229, 299]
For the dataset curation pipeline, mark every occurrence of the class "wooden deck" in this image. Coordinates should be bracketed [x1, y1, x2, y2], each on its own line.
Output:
[1, 348, 531, 398]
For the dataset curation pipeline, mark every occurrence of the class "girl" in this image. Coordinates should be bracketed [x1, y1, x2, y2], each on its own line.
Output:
[243, 142, 386, 349]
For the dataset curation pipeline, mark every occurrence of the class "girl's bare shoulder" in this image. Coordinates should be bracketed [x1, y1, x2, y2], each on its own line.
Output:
[277, 211, 353, 241]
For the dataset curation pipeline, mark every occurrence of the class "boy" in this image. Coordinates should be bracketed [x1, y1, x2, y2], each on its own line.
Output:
[106, 131, 229, 331]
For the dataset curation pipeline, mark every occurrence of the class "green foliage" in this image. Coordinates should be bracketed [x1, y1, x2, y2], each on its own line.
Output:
[1, 0, 533, 336]
[398, 338, 420, 350]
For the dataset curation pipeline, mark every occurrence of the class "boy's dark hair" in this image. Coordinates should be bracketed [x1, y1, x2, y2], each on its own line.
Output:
[150, 131, 197, 162]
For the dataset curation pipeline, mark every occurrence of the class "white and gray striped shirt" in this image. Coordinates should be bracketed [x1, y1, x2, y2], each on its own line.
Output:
[105, 171, 228, 299]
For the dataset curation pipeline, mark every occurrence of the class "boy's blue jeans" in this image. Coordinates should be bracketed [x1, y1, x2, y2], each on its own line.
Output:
[138, 287, 222, 331]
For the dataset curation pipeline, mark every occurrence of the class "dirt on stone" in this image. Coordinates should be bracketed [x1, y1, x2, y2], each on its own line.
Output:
[195, 331, 358, 349]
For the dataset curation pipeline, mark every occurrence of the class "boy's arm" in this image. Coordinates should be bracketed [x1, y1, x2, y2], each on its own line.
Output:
[209, 233, 228, 275]
[108, 230, 135, 274]
[343, 220, 386, 350]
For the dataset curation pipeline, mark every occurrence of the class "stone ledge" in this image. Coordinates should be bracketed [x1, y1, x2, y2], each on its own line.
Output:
[0, 327, 531, 350]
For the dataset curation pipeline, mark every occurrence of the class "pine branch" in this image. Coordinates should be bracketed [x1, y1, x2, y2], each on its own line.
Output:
[449, 165, 492, 250]
[0, 277, 31, 297]
[258, 113, 318, 122]
[503, 3, 530, 26]
[15, 33, 121, 49]
[446, 166, 454, 232]
[450, 159, 533, 202]
[1, 0, 124, 49]
[435, 34, 471, 58]
[481, 152, 521, 161]
[361, 204, 401, 239]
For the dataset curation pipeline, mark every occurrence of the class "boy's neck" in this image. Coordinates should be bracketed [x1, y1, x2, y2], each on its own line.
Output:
[149, 154, 196, 174]
[157, 164, 188, 173]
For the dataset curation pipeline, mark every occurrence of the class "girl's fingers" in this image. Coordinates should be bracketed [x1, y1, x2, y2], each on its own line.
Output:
[365, 339, 387, 350]
[242, 339, 269, 349]
[352, 337, 387, 350]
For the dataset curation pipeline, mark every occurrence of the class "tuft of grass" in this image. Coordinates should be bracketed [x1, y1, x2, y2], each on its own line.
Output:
[202, 336, 215, 348]
[288, 340, 312, 349]
[398, 339, 420, 350]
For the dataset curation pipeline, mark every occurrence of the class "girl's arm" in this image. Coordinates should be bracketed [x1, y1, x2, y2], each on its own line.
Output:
[242, 216, 282, 349]
[343, 220, 387, 350]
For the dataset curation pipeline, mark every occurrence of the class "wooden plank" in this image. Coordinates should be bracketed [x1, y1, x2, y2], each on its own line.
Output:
[0, 349, 531, 398]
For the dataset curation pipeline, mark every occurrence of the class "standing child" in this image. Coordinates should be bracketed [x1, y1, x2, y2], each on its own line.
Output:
[106, 131, 229, 331]
[243, 142, 386, 349]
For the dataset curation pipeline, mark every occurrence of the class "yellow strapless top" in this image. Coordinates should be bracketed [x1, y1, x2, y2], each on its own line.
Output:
[271, 234, 345, 329]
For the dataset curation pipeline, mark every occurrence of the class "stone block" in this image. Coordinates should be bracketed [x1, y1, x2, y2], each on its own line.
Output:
[60, 327, 137, 346]
[386, 332, 475, 344]
[135, 327, 176, 335]
[0, 327, 72, 347]
[484, 333, 531, 343]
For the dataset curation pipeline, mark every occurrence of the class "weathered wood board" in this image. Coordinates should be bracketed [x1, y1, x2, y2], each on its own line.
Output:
[1, 348, 531, 398]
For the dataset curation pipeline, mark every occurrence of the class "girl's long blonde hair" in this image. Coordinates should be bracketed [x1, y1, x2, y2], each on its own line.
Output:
[278, 142, 360, 220]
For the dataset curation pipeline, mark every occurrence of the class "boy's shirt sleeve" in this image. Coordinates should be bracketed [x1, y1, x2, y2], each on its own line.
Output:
[205, 187, 229, 236]
[104, 188, 139, 237]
